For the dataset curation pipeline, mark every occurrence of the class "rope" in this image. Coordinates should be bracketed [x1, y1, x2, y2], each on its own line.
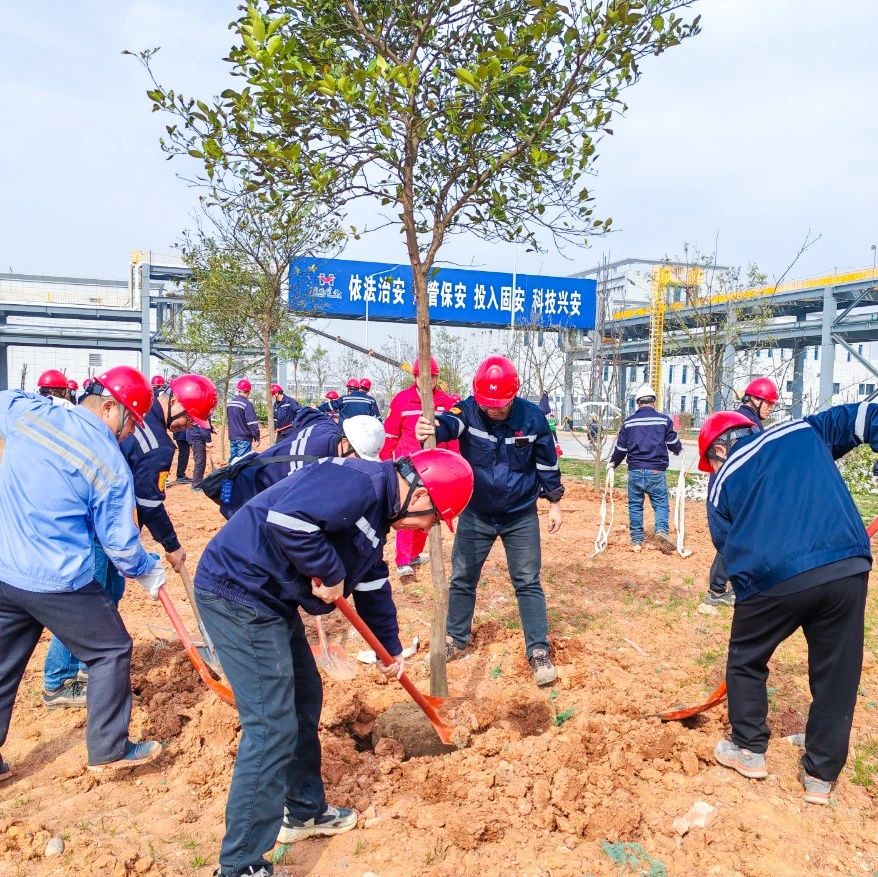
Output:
[673, 459, 693, 558]
[591, 465, 615, 557]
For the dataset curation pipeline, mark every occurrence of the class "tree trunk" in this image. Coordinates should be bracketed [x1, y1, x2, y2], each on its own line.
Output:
[220, 363, 232, 462]
[293, 361, 299, 398]
[263, 326, 274, 445]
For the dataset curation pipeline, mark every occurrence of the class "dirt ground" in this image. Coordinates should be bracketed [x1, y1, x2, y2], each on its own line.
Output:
[1, 476, 877, 877]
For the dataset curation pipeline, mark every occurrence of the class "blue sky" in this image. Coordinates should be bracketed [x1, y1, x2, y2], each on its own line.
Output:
[1, 0, 876, 286]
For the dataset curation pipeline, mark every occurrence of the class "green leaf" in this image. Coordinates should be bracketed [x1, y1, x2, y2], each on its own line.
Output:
[267, 35, 283, 56]
[146, 88, 163, 103]
[652, 14, 666, 32]
[454, 67, 478, 89]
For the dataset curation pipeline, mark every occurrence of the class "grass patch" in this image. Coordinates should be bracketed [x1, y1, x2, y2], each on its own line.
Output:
[695, 648, 721, 669]
[489, 665, 502, 679]
[850, 739, 878, 792]
[553, 708, 575, 726]
[853, 492, 878, 526]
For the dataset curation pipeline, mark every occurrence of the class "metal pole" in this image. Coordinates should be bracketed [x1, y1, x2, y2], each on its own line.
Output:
[140, 261, 151, 376]
[818, 285, 837, 409]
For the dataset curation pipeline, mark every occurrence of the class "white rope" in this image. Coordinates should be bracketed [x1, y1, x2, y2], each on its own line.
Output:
[674, 458, 693, 558]
[591, 465, 615, 557]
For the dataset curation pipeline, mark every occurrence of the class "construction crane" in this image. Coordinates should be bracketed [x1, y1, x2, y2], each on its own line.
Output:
[303, 325, 411, 372]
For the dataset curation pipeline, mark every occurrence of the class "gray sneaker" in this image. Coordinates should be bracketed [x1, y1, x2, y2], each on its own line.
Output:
[799, 766, 834, 805]
[714, 739, 768, 779]
[410, 553, 430, 568]
[396, 564, 415, 577]
[704, 589, 736, 607]
[445, 638, 468, 662]
[651, 532, 677, 555]
[277, 804, 357, 842]
[43, 679, 87, 709]
[529, 649, 558, 686]
[88, 740, 162, 773]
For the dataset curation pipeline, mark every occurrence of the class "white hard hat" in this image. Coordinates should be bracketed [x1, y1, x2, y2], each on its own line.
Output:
[635, 383, 657, 402]
[342, 415, 385, 462]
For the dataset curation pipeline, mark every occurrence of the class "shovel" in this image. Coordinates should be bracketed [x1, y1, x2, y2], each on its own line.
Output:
[333, 596, 456, 745]
[157, 587, 235, 706]
[311, 615, 358, 681]
[178, 563, 224, 677]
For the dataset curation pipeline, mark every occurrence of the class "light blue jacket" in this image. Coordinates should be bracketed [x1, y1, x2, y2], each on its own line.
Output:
[0, 391, 155, 592]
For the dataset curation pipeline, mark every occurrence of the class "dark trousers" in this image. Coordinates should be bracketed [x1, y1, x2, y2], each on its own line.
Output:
[448, 506, 549, 656]
[195, 589, 326, 877]
[0, 579, 133, 765]
[191, 440, 207, 487]
[726, 573, 867, 781]
[175, 437, 190, 479]
[709, 552, 729, 594]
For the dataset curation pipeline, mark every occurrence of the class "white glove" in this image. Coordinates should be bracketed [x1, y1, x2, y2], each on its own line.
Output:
[136, 562, 166, 600]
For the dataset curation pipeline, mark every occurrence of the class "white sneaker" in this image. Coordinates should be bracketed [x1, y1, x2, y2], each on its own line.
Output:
[410, 553, 430, 567]
[277, 804, 357, 842]
[396, 565, 415, 577]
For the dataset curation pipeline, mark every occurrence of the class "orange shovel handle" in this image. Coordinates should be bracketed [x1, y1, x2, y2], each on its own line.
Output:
[158, 588, 235, 707]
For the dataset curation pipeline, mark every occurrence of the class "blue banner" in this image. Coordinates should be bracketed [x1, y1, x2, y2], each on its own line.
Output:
[289, 257, 596, 330]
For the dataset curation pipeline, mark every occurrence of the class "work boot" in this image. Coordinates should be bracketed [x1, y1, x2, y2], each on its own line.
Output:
[650, 532, 677, 555]
[88, 740, 162, 773]
[631, 543, 642, 553]
[529, 649, 558, 686]
[43, 679, 87, 709]
[445, 637, 468, 662]
[799, 765, 834, 805]
[0, 752, 10, 782]
[704, 589, 735, 607]
[277, 804, 357, 843]
[713, 739, 768, 779]
[396, 564, 415, 578]
[410, 553, 430, 568]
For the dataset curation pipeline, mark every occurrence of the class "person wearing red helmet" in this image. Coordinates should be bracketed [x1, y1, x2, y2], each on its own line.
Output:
[699, 400, 877, 805]
[271, 382, 301, 440]
[151, 374, 167, 399]
[338, 377, 381, 423]
[0, 370, 164, 772]
[65, 379, 79, 404]
[416, 355, 563, 686]
[228, 378, 261, 460]
[193, 448, 473, 876]
[318, 389, 342, 422]
[704, 376, 781, 607]
[36, 369, 69, 401]
[381, 355, 459, 576]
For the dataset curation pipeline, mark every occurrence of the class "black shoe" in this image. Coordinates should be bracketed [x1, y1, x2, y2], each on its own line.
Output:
[170, 476, 192, 486]
[0, 753, 10, 782]
[191, 485, 203, 493]
[276, 804, 357, 842]
[43, 679, 87, 709]
[213, 867, 272, 877]
[704, 589, 735, 607]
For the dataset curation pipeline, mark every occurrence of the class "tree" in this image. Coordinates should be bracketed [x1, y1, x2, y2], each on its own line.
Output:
[276, 322, 308, 397]
[135, 0, 700, 693]
[370, 336, 416, 407]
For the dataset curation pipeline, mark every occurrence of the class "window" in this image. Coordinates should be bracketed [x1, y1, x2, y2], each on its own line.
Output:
[629, 366, 636, 382]
[787, 380, 794, 392]
[88, 354, 102, 367]
[833, 383, 840, 394]
[680, 396, 686, 412]
[859, 384, 865, 395]
[668, 365, 675, 383]
[603, 365, 609, 382]
[868, 384, 876, 395]
[847, 350, 852, 363]
[813, 347, 819, 360]
[681, 366, 688, 385]
[694, 366, 701, 384]
[859, 345, 864, 356]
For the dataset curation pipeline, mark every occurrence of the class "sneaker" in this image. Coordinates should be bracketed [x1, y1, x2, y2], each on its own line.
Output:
[396, 564, 415, 577]
[799, 765, 834, 805]
[88, 740, 162, 773]
[43, 679, 87, 709]
[704, 589, 736, 607]
[650, 532, 677, 555]
[529, 649, 558, 686]
[191, 486, 203, 493]
[713, 739, 768, 779]
[445, 637, 468, 662]
[170, 476, 191, 486]
[277, 804, 357, 842]
[410, 553, 430, 568]
[76, 668, 89, 683]
[213, 867, 271, 877]
[0, 753, 10, 782]
[631, 543, 643, 553]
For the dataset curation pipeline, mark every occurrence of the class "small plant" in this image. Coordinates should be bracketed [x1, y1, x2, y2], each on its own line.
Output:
[502, 617, 521, 631]
[192, 854, 208, 867]
[549, 689, 559, 701]
[553, 708, 575, 726]
[353, 839, 367, 857]
[696, 648, 720, 668]
[850, 739, 878, 791]
[489, 665, 502, 679]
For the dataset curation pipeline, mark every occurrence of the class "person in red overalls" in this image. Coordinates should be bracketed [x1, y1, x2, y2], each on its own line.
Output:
[381, 357, 459, 577]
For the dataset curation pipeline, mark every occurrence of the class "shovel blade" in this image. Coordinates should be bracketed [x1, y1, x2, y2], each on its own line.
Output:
[657, 681, 728, 722]
[311, 644, 358, 681]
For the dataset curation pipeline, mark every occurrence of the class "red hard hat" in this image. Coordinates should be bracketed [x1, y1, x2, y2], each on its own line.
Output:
[359, 378, 372, 392]
[698, 411, 757, 473]
[83, 377, 95, 389]
[346, 378, 360, 389]
[66, 379, 79, 391]
[473, 355, 520, 408]
[408, 448, 474, 532]
[236, 378, 252, 393]
[37, 369, 68, 390]
[743, 376, 779, 404]
[270, 383, 283, 395]
[412, 356, 440, 377]
[93, 365, 152, 426]
[170, 374, 218, 428]
[151, 375, 166, 388]
[326, 390, 339, 401]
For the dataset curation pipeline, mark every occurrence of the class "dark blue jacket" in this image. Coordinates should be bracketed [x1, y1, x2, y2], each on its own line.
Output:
[707, 402, 876, 601]
[227, 393, 260, 441]
[120, 399, 180, 553]
[435, 395, 564, 520]
[195, 457, 402, 655]
[338, 390, 380, 423]
[186, 424, 213, 443]
[318, 399, 340, 416]
[610, 406, 682, 471]
[273, 393, 300, 435]
[735, 402, 764, 431]
[219, 406, 342, 519]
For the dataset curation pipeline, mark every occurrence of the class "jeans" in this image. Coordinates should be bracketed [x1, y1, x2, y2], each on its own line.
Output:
[44, 542, 125, 690]
[229, 439, 252, 461]
[0, 579, 133, 765]
[195, 589, 325, 877]
[726, 573, 867, 781]
[191, 440, 207, 487]
[708, 552, 730, 595]
[626, 469, 669, 544]
[448, 506, 548, 656]
[174, 436, 190, 479]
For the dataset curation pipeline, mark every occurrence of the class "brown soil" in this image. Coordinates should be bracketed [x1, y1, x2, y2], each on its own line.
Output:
[1, 478, 876, 877]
